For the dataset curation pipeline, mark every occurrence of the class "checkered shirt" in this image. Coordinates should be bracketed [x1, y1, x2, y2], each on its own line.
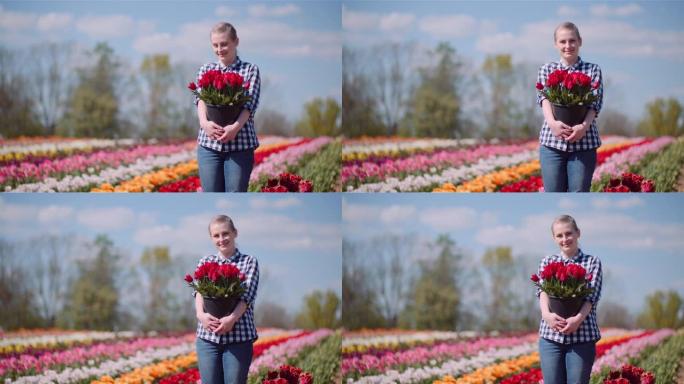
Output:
[536, 249, 602, 344]
[194, 57, 260, 152]
[194, 249, 259, 344]
[536, 57, 603, 152]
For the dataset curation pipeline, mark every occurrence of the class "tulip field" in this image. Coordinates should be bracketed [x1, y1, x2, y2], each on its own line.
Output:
[342, 328, 684, 384]
[342, 136, 684, 192]
[0, 136, 341, 192]
[0, 328, 340, 384]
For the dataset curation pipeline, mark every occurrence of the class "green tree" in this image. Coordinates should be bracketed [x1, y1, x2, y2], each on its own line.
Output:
[342, 239, 385, 329]
[0, 47, 44, 138]
[341, 46, 386, 137]
[637, 97, 684, 136]
[409, 234, 461, 330]
[482, 54, 516, 139]
[140, 54, 174, 139]
[637, 290, 684, 329]
[0, 239, 43, 329]
[403, 42, 464, 138]
[61, 235, 120, 330]
[295, 289, 340, 329]
[295, 97, 341, 136]
[140, 246, 177, 331]
[58, 42, 122, 138]
[482, 247, 523, 331]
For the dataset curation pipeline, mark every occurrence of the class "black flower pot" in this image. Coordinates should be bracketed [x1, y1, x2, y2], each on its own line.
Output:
[548, 295, 584, 318]
[551, 103, 588, 126]
[203, 296, 239, 318]
[205, 104, 241, 127]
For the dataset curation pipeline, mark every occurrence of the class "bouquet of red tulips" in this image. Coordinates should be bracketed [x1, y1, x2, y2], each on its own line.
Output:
[603, 172, 655, 192]
[261, 173, 313, 192]
[262, 365, 313, 384]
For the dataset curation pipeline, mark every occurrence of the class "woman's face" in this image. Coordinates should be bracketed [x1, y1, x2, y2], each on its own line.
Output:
[210, 222, 237, 254]
[211, 32, 238, 62]
[554, 28, 581, 63]
[552, 221, 580, 255]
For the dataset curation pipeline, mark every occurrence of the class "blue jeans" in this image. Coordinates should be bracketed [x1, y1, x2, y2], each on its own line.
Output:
[196, 338, 253, 384]
[539, 338, 595, 384]
[197, 145, 254, 192]
[539, 145, 596, 192]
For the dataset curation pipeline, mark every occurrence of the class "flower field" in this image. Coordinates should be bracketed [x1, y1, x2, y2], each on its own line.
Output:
[342, 136, 684, 192]
[0, 136, 341, 192]
[342, 328, 684, 384]
[0, 328, 340, 384]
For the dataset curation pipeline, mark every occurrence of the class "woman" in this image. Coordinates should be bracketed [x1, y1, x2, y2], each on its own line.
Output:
[536, 22, 603, 192]
[536, 215, 602, 384]
[194, 22, 261, 192]
[193, 215, 259, 383]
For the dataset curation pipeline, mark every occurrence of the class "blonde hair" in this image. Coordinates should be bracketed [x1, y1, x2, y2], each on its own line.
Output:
[551, 214, 580, 234]
[554, 21, 582, 43]
[211, 22, 238, 41]
[208, 215, 237, 234]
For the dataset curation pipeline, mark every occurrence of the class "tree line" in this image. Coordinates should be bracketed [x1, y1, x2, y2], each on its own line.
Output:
[0, 42, 340, 139]
[0, 234, 340, 331]
[342, 233, 684, 331]
[342, 42, 684, 139]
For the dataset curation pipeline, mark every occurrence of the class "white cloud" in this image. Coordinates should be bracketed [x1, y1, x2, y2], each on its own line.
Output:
[590, 3, 643, 17]
[379, 12, 415, 32]
[0, 198, 39, 223]
[215, 5, 238, 18]
[591, 197, 644, 209]
[418, 14, 478, 38]
[558, 198, 579, 210]
[475, 212, 557, 251]
[38, 205, 74, 223]
[380, 204, 417, 224]
[77, 207, 136, 230]
[0, 7, 36, 31]
[248, 4, 300, 18]
[557, 5, 579, 17]
[133, 32, 175, 55]
[37, 13, 73, 31]
[216, 199, 236, 210]
[249, 197, 302, 210]
[420, 206, 479, 231]
[76, 14, 137, 38]
[342, 7, 379, 31]
[341, 199, 380, 223]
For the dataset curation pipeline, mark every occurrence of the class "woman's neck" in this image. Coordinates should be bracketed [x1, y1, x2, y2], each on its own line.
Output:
[560, 248, 579, 259]
[219, 247, 236, 258]
[560, 56, 578, 67]
[220, 55, 237, 67]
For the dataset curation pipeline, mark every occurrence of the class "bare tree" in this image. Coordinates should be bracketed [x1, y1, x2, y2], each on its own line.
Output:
[373, 42, 416, 136]
[33, 235, 73, 327]
[256, 300, 292, 328]
[369, 234, 414, 327]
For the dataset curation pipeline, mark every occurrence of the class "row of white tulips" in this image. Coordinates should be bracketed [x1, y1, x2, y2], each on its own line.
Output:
[0, 331, 136, 348]
[343, 139, 479, 157]
[0, 139, 137, 156]
[342, 331, 478, 348]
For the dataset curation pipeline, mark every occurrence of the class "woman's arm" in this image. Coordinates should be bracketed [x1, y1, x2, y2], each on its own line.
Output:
[559, 301, 592, 334]
[195, 292, 220, 332]
[197, 100, 224, 140]
[540, 291, 568, 331]
[542, 99, 573, 140]
[566, 109, 596, 143]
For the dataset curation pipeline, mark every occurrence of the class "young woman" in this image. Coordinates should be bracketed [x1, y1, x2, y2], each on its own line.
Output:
[536, 215, 602, 384]
[194, 22, 261, 192]
[193, 215, 259, 384]
[536, 22, 603, 192]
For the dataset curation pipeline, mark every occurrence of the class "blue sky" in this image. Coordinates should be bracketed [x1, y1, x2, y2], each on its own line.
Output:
[343, 1, 684, 122]
[0, 1, 341, 122]
[343, 194, 684, 316]
[0, 194, 341, 316]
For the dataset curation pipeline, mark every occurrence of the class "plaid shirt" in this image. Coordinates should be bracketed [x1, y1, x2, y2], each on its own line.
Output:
[195, 57, 260, 152]
[536, 249, 602, 344]
[194, 249, 259, 344]
[536, 57, 603, 152]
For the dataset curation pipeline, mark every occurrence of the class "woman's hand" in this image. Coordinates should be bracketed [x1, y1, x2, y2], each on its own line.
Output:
[543, 311, 567, 331]
[197, 312, 220, 332]
[216, 122, 240, 143]
[566, 122, 588, 143]
[201, 120, 225, 141]
[213, 314, 238, 335]
[559, 313, 583, 334]
[548, 119, 573, 140]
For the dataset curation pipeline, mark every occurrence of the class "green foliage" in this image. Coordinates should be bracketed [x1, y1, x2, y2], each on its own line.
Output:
[411, 234, 462, 330]
[543, 84, 597, 107]
[290, 332, 341, 384]
[295, 290, 340, 329]
[58, 42, 122, 138]
[482, 54, 517, 140]
[140, 246, 177, 332]
[0, 240, 44, 329]
[635, 139, 684, 192]
[0, 47, 46, 137]
[635, 331, 684, 384]
[405, 42, 464, 138]
[637, 97, 684, 136]
[290, 140, 341, 192]
[140, 54, 175, 139]
[637, 290, 684, 329]
[533, 276, 593, 299]
[61, 235, 120, 330]
[295, 97, 341, 136]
